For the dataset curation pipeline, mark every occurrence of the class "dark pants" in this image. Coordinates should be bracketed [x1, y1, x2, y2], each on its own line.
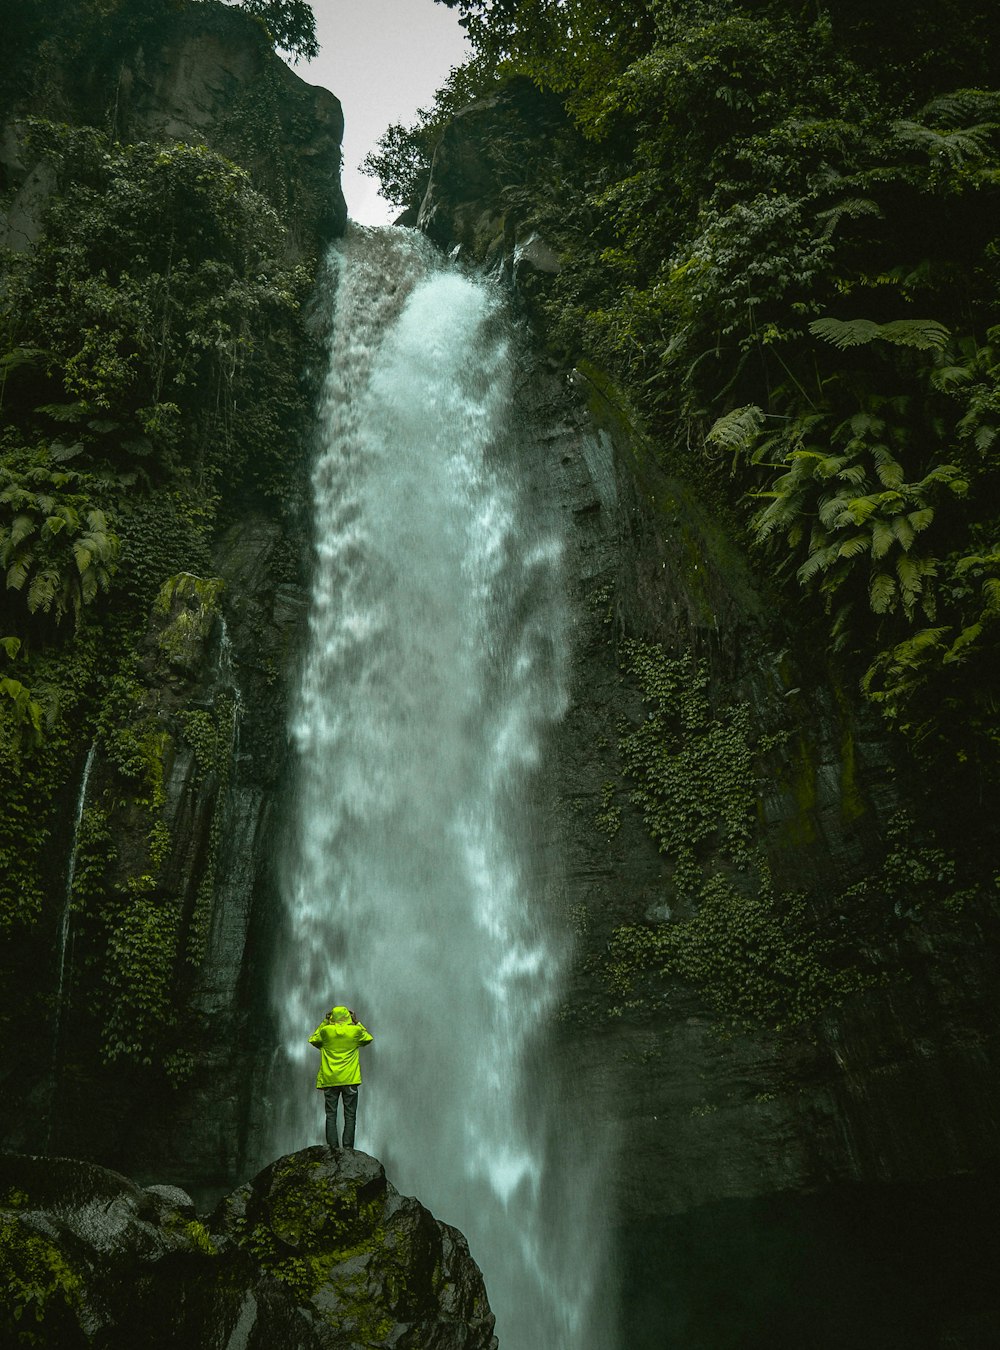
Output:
[324, 1084, 359, 1149]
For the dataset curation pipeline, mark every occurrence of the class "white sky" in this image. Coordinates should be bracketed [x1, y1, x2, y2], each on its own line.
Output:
[292, 0, 470, 225]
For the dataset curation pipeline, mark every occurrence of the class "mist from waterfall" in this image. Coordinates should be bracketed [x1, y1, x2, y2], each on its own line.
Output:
[266, 224, 617, 1349]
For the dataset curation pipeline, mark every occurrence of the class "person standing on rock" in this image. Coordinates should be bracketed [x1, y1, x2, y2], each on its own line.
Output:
[309, 1004, 374, 1150]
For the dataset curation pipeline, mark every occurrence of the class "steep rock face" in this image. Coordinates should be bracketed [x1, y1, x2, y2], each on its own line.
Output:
[417, 96, 1000, 1347]
[20, 516, 312, 1200]
[0, 1148, 497, 1350]
[0, 3, 346, 256]
[0, 3, 336, 1199]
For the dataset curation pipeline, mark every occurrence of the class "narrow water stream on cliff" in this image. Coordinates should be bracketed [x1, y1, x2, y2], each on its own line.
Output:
[265, 224, 616, 1348]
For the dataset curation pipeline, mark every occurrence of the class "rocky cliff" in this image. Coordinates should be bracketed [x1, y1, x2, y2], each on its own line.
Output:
[415, 82, 1000, 1348]
[0, 0, 339, 1199]
[0, 1147, 498, 1349]
[1, 0, 346, 256]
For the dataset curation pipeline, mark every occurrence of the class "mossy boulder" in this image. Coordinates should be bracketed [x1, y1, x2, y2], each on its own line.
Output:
[214, 1147, 498, 1349]
[0, 1149, 498, 1349]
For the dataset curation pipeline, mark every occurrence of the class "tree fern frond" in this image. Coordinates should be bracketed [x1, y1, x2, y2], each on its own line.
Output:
[871, 519, 895, 559]
[797, 544, 837, 584]
[809, 316, 949, 351]
[41, 515, 68, 539]
[873, 456, 904, 490]
[838, 534, 870, 559]
[845, 495, 884, 526]
[930, 364, 973, 391]
[943, 623, 983, 662]
[869, 572, 897, 613]
[27, 567, 59, 615]
[34, 401, 89, 423]
[907, 507, 934, 534]
[848, 412, 885, 439]
[707, 404, 765, 458]
[9, 513, 37, 550]
[892, 516, 915, 551]
[818, 492, 851, 528]
[982, 578, 1000, 614]
[809, 317, 880, 349]
[6, 555, 32, 591]
[896, 553, 925, 603]
[73, 540, 93, 575]
[920, 89, 1000, 128]
[817, 197, 882, 237]
[837, 463, 869, 486]
[878, 319, 951, 350]
[893, 119, 994, 167]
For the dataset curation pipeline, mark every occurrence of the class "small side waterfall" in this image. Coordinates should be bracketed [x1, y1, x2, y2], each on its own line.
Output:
[46, 740, 97, 1150]
[265, 226, 617, 1348]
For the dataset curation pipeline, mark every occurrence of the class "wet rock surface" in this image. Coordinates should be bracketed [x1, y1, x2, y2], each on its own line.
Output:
[416, 93, 1000, 1345]
[0, 1148, 498, 1350]
[1, 3, 346, 257]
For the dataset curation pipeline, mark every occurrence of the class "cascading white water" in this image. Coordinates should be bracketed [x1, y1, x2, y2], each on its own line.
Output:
[267, 225, 616, 1349]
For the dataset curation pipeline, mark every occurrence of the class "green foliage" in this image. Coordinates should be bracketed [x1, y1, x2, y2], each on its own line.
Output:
[363, 58, 507, 212]
[229, 0, 318, 60]
[1, 446, 120, 627]
[410, 1, 1000, 782]
[607, 875, 874, 1031]
[2, 125, 312, 526]
[100, 898, 180, 1065]
[600, 640, 875, 1028]
[0, 628, 102, 934]
[154, 573, 225, 670]
[0, 1215, 82, 1346]
[0, 4, 319, 1095]
[618, 642, 773, 899]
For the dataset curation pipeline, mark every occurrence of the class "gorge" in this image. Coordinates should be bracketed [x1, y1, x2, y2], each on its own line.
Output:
[2, 1, 1000, 1347]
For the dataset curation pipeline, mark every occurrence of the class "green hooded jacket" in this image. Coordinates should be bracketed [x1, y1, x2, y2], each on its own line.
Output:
[309, 1006, 374, 1087]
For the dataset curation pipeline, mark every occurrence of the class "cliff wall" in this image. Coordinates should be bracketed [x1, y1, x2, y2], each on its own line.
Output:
[416, 83, 1000, 1348]
[0, 0, 341, 1197]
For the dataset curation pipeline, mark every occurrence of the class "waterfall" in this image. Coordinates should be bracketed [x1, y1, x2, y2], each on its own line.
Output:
[265, 225, 617, 1348]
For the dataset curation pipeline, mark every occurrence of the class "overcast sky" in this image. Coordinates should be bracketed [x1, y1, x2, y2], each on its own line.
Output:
[293, 0, 470, 225]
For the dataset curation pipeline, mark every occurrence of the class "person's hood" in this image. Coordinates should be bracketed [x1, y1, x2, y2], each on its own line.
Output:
[328, 1005, 352, 1022]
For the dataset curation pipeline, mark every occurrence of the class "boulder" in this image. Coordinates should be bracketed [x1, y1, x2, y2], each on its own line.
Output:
[0, 1148, 498, 1350]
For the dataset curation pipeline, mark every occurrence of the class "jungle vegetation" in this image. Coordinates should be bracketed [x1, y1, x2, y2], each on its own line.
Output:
[369, 0, 1000, 800]
[0, 0, 317, 1076]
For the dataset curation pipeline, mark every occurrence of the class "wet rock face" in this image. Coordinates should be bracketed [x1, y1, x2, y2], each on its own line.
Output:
[25, 514, 311, 1204]
[417, 86, 1000, 1341]
[0, 1148, 498, 1350]
[0, 3, 346, 256]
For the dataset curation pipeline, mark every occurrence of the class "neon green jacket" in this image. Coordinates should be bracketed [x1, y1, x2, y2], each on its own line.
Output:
[309, 1011, 373, 1087]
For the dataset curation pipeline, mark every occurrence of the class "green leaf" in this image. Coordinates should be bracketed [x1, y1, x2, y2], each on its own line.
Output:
[871, 519, 895, 559]
[838, 534, 870, 559]
[869, 572, 897, 614]
[809, 317, 950, 351]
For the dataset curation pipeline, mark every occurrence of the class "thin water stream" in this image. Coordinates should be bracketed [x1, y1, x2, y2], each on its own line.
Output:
[266, 225, 616, 1349]
[46, 740, 96, 1151]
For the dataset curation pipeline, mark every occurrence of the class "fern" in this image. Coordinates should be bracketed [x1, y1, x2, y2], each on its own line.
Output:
[809, 317, 950, 351]
[920, 89, 1000, 128]
[869, 572, 897, 613]
[817, 197, 882, 237]
[707, 404, 765, 458]
[893, 119, 996, 168]
[838, 534, 869, 559]
[871, 519, 894, 559]
[892, 516, 915, 551]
